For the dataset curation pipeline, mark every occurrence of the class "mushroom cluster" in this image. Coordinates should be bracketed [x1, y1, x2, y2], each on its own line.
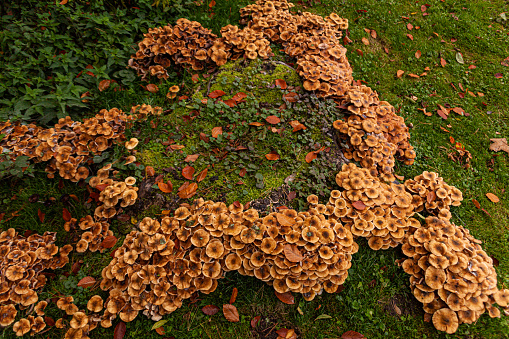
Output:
[333, 163, 420, 250]
[401, 216, 508, 333]
[220, 25, 272, 60]
[10, 313, 47, 337]
[94, 198, 357, 323]
[333, 86, 415, 179]
[240, 0, 353, 97]
[0, 105, 161, 182]
[53, 295, 105, 339]
[0, 228, 72, 335]
[404, 171, 463, 218]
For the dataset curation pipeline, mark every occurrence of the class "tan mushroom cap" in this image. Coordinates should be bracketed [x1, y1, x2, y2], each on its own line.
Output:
[205, 240, 224, 259]
[70, 312, 89, 329]
[191, 229, 210, 247]
[432, 308, 459, 334]
[87, 295, 104, 313]
[225, 253, 242, 271]
[494, 289, 509, 307]
[125, 138, 139, 150]
[425, 266, 447, 290]
[13, 318, 31, 337]
[35, 300, 48, 316]
[0, 304, 17, 327]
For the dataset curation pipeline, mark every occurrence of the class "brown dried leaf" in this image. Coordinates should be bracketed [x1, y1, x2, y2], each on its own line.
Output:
[341, 331, 365, 339]
[370, 30, 377, 39]
[251, 316, 261, 328]
[283, 244, 303, 262]
[223, 304, 240, 322]
[202, 305, 220, 315]
[305, 151, 317, 163]
[274, 291, 294, 305]
[184, 154, 200, 162]
[283, 92, 299, 102]
[276, 213, 295, 226]
[486, 193, 500, 203]
[98, 79, 111, 92]
[62, 208, 71, 222]
[265, 151, 280, 160]
[275, 79, 287, 89]
[239, 168, 247, 177]
[265, 115, 281, 124]
[114, 321, 126, 339]
[146, 84, 159, 93]
[415, 50, 421, 59]
[38, 209, 45, 223]
[489, 138, 509, 154]
[196, 168, 208, 183]
[211, 127, 223, 138]
[229, 287, 238, 304]
[157, 181, 173, 193]
[199, 133, 210, 143]
[289, 120, 306, 132]
[472, 199, 481, 209]
[145, 166, 155, 177]
[440, 58, 447, 67]
[77, 276, 96, 288]
[101, 235, 117, 249]
[361, 37, 369, 45]
[396, 70, 405, 78]
[178, 182, 198, 199]
[182, 166, 195, 180]
[209, 90, 226, 98]
[427, 191, 436, 204]
[352, 201, 366, 210]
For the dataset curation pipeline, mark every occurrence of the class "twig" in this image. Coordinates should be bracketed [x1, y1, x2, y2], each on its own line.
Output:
[206, 71, 221, 96]
[271, 60, 296, 71]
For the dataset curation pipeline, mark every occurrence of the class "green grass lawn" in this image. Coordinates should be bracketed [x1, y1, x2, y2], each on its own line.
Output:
[1, 0, 509, 338]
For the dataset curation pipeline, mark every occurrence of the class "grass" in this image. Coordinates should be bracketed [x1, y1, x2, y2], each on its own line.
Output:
[1, 0, 509, 338]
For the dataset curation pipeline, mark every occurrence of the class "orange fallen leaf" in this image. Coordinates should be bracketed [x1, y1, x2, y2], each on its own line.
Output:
[146, 166, 155, 177]
[452, 107, 465, 116]
[101, 235, 117, 249]
[289, 120, 306, 132]
[229, 287, 238, 304]
[178, 182, 198, 199]
[77, 276, 96, 288]
[265, 151, 280, 161]
[232, 92, 247, 102]
[265, 115, 280, 124]
[146, 84, 159, 93]
[370, 30, 377, 39]
[408, 73, 420, 78]
[407, 23, 413, 30]
[407, 34, 414, 40]
[275, 291, 294, 305]
[184, 154, 200, 162]
[283, 92, 299, 102]
[98, 79, 111, 92]
[361, 37, 369, 45]
[211, 127, 223, 138]
[223, 99, 236, 107]
[440, 58, 447, 67]
[196, 168, 208, 182]
[283, 244, 303, 262]
[155, 327, 165, 335]
[396, 70, 405, 78]
[191, 74, 199, 82]
[415, 50, 421, 59]
[157, 181, 173, 193]
[223, 304, 239, 322]
[276, 213, 295, 226]
[182, 166, 195, 180]
[239, 168, 247, 177]
[352, 201, 366, 210]
[209, 90, 226, 98]
[275, 79, 287, 89]
[449, 136, 455, 144]
[305, 151, 318, 163]
[209, 0, 216, 8]
[486, 193, 500, 203]
[472, 199, 481, 209]
[249, 122, 264, 127]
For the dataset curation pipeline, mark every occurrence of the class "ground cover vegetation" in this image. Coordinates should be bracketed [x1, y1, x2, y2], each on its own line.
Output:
[0, 0, 508, 338]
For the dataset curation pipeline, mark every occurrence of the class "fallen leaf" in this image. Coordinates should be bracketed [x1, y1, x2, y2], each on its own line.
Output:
[178, 182, 198, 199]
[202, 305, 220, 315]
[452, 107, 465, 116]
[341, 331, 365, 339]
[356, 49, 364, 56]
[223, 99, 236, 107]
[275, 291, 294, 305]
[289, 120, 306, 132]
[283, 244, 303, 262]
[182, 166, 195, 180]
[239, 168, 247, 177]
[305, 151, 318, 163]
[114, 321, 126, 339]
[276, 329, 289, 337]
[249, 122, 264, 127]
[101, 235, 117, 249]
[421, 5, 427, 11]
[211, 127, 223, 138]
[315, 314, 332, 320]
[196, 168, 208, 182]
[486, 193, 500, 203]
[468, 65, 477, 69]
[472, 199, 481, 209]
[502, 57, 509, 67]
[151, 320, 168, 330]
[184, 154, 200, 162]
[169, 144, 185, 150]
[450, 136, 455, 144]
[265, 115, 281, 124]
[396, 70, 405, 78]
[352, 201, 366, 210]
[44, 316, 55, 327]
[98, 79, 111, 92]
[199, 133, 210, 143]
[265, 151, 280, 160]
[62, 208, 71, 222]
[276, 213, 295, 226]
[59, 0, 68, 4]
[145, 166, 155, 177]
[157, 181, 173, 193]
[455, 52, 464, 64]
[38, 209, 45, 223]
[251, 316, 261, 328]
[229, 287, 238, 304]
[440, 58, 447, 67]
[489, 138, 509, 154]
[408, 73, 420, 78]
[209, 90, 226, 98]
[146, 84, 159, 93]
[232, 92, 247, 102]
[407, 23, 413, 30]
[361, 37, 369, 45]
[495, 73, 503, 78]
[407, 34, 414, 40]
[437, 109, 448, 119]
[191, 74, 199, 82]
[370, 30, 377, 39]
[427, 191, 436, 204]
[275, 79, 287, 89]
[283, 92, 299, 102]
[77, 276, 96, 288]
[223, 304, 240, 322]
[209, 0, 215, 7]
[415, 50, 421, 59]
[155, 327, 165, 335]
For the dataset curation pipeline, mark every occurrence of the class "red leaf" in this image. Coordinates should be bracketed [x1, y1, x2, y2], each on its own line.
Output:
[145, 166, 155, 177]
[77, 276, 96, 288]
[229, 287, 238, 304]
[146, 84, 159, 93]
[283, 92, 299, 102]
[157, 181, 173, 193]
[44, 316, 55, 327]
[275, 79, 287, 89]
[472, 199, 481, 209]
[239, 168, 247, 177]
[305, 151, 317, 163]
[440, 58, 447, 67]
[182, 166, 195, 180]
[199, 133, 210, 143]
[196, 168, 208, 182]
[415, 50, 421, 59]
[265, 115, 280, 124]
[352, 201, 366, 210]
[468, 65, 476, 69]
[407, 23, 413, 30]
[251, 316, 261, 328]
[62, 208, 71, 222]
[184, 154, 200, 162]
[223, 99, 236, 107]
[202, 305, 220, 315]
[114, 321, 126, 339]
[98, 79, 111, 92]
[275, 291, 294, 305]
[211, 127, 223, 138]
[38, 209, 45, 223]
[191, 74, 199, 82]
[406, 34, 414, 40]
[101, 235, 117, 249]
[209, 90, 226, 98]
[209, 0, 216, 8]
[155, 327, 165, 335]
[495, 73, 503, 79]
[342, 331, 365, 339]
[265, 151, 280, 161]
[223, 304, 240, 322]
[232, 92, 247, 102]
[449, 136, 455, 144]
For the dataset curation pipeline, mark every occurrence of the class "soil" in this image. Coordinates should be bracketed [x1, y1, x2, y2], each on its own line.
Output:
[250, 184, 291, 214]
[379, 293, 422, 318]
